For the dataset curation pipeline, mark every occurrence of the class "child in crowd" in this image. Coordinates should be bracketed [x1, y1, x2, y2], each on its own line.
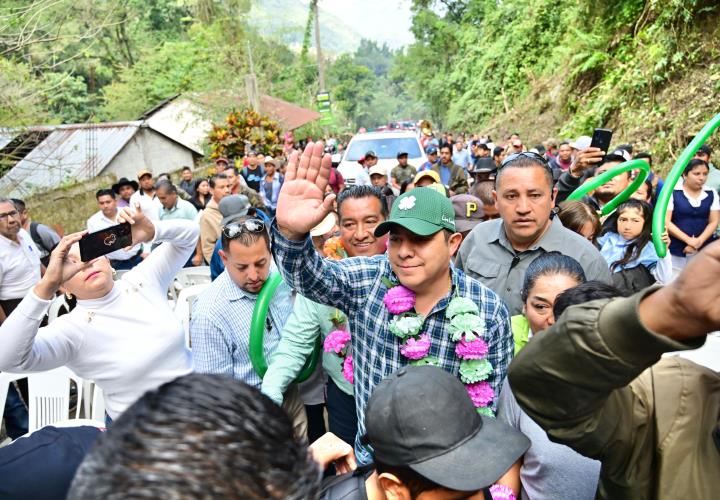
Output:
[556, 200, 601, 245]
[598, 199, 671, 294]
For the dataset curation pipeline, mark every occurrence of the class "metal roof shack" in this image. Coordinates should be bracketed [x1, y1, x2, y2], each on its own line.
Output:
[0, 122, 201, 198]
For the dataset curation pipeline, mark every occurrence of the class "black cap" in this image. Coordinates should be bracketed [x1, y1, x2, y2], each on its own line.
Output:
[111, 177, 139, 194]
[470, 157, 498, 174]
[365, 366, 529, 492]
[365, 150, 378, 159]
[601, 149, 632, 165]
[396, 151, 408, 159]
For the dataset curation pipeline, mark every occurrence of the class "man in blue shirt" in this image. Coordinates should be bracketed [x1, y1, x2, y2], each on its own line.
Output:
[419, 146, 439, 171]
[452, 137, 471, 172]
[191, 215, 307, 437]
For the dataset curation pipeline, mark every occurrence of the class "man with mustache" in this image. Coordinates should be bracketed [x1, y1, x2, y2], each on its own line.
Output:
[191, 215, 307, 438]
[456, 152, 611, 315]
[262, 185, 389, 446]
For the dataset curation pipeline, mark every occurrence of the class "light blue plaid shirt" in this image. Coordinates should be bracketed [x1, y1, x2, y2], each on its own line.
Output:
[271, 222, 513, 463]
[190, 270, 294, 388]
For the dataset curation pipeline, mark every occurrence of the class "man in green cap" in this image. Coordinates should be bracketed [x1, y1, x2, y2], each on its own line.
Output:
[271, 141, 513, 465]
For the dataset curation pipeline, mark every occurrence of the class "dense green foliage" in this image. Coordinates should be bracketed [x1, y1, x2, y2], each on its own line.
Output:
[2, 0, 717, 159]
[0, 0, 424, 132]
[397, 0, 720, 157]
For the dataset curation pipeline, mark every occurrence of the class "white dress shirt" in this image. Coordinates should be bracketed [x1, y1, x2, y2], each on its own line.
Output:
[0, 229, 41, 300]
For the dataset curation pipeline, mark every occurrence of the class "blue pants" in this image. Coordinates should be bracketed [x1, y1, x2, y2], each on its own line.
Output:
[326, 378, 357, 446]
[4, 384, 28, 439]
[110, 253, 142, 270]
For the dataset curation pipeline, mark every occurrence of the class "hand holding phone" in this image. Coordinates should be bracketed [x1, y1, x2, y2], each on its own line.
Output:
[590, 128, 613, 154]
[79, 223, 133, 262]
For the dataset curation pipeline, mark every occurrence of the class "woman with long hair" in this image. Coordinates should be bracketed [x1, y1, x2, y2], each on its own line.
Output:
[666, 158, 720, 273]
[0, 204, 198, 423]
[191, 178, 211, 210]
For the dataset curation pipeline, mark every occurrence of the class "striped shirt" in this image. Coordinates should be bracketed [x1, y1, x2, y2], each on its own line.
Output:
[271, 222, 513, 462]
[190, 269, 294, 388]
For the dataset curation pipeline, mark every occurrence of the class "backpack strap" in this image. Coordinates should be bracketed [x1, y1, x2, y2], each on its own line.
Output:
[29, 221, 47, 252]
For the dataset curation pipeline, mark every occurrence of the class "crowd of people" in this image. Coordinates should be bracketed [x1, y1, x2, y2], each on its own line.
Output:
[0, 128, 718, 500]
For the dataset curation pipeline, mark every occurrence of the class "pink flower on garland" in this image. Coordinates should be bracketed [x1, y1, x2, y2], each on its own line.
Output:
[466, 381, 494, 408]
[383, 285, 416, 314]
[400, 333, 431, 360]
[455, 337, 489, 360]
[342, 354, 354, 384]
[489, 484, 516, 500]
[324, 329, 351, 354]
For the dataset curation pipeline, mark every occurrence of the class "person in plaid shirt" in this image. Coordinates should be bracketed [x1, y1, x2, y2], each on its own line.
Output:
[272, 141, 513, 464]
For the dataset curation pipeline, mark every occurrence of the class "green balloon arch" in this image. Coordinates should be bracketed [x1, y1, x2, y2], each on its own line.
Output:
[567, 159, 650, 216]
[249, 272, 321, 382]
[652, 112, 720, 257]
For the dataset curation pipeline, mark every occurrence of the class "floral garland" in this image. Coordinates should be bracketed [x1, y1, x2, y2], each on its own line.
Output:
[323, 309, 354, 384]
[383, 276, 495, 416]
[322, 237, 353, 383]
[323, 236, 347, 260]
[489, 484, 516, 500]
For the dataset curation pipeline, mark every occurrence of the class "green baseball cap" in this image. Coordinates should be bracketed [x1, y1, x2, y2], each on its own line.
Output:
[375, 187, 456, 237]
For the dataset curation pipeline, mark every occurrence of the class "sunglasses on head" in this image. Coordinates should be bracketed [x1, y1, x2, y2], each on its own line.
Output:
[222, 219, 266, 239]
[500, 151, 550, 169]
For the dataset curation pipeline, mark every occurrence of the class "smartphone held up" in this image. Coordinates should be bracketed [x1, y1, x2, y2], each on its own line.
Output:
[79, 223, 133, 262]
[590, 128, 613, 157]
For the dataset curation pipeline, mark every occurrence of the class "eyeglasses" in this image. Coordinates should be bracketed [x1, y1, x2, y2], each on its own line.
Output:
[0, 210, 19, 220]
[222, 219, 266, 239]
[500, 151, 550, 169]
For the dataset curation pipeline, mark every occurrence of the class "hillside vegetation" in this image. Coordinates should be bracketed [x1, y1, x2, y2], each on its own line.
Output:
[1, 0, 718, 171]
[398, 0, 720, 170]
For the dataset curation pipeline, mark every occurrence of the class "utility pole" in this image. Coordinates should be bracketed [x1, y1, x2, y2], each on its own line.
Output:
[245, 40, 260, 112]
[312, 0, 325, 92]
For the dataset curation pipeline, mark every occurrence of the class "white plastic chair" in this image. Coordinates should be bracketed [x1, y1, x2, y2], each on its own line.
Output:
[0, 372, 26, 424]
[174, 283, 209, 348]
[90, 384, 106, 422]
[47, 295, 70, 323]
[173, 266, 211, 293]
[24, 367, 83, 433]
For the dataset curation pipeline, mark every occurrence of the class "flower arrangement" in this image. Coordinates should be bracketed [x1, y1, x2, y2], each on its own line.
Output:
[489, 484, 516, 500]
[383, 277, 495, 415]
[323, 311, 354, 384]
[323, 237, 347, 260]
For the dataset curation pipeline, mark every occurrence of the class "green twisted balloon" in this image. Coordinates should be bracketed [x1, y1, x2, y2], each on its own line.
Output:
[567, 159, 650, 216]
[249, 272, 320, 382]
[653, 112, 720, 257]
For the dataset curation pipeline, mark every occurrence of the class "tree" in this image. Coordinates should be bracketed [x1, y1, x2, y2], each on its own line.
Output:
[208, 108, 282, 159]
[326, 54, 377, 129]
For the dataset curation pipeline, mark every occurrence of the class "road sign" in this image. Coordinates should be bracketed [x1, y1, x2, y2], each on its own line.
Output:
[316, 92, 333, 125]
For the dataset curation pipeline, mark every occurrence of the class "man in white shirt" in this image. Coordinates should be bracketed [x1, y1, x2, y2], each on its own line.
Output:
[0, 196, 41, 439]
[0, 197, 41, 323]
[87, 189, 145, 270]
[129, 170, 161, 221]
[338, 151, 373, 187]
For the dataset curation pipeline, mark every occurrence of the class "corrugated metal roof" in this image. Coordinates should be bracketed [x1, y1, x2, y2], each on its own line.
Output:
[0, 131, 14, 150]
[0, 123, 140, 198]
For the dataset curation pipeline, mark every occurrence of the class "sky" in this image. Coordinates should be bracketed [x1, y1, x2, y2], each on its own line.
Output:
[316, 0, 415, 49]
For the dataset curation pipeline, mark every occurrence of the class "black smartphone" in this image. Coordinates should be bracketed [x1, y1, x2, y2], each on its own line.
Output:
[79, 223, 132, 262]
[590, 128, 613, 153]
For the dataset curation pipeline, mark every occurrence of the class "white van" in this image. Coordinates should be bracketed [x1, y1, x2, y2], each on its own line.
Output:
[337, 131, 427, 186]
